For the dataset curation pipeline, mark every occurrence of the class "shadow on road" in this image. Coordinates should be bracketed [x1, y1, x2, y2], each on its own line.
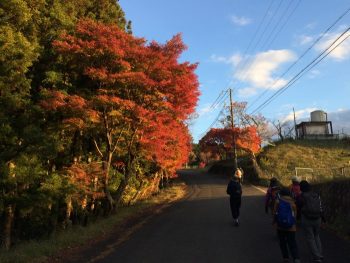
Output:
[65, 169, 350, 263]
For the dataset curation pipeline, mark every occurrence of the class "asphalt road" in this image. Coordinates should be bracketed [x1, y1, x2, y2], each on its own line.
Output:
[76, 170, 350, 263]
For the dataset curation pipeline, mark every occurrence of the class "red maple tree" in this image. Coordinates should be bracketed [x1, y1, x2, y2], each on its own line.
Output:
[199, 126, 261, 161]
[41, 19, 199, 210]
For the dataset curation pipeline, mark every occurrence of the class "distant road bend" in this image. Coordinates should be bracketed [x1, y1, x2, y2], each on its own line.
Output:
[71, 170, 350, 263]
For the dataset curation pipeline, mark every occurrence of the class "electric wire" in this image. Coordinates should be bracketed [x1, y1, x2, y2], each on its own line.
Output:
[210, 90, 228, 110]
[209, 90, 224, 109]
[233, 0, 297, 91]
[250, 27, 350, 115]
[247, 6, 350, 111]
[261, 0, 301, 50]
[251, 31, 350, 114]
[264, 0, 302, 49]
[232, 0, 275, 73]
[198, 92, 230, 138]
[226, 0, 277, 89]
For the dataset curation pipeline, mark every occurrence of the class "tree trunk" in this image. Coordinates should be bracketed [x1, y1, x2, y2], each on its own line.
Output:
[151, 172, 160, 193]
[2, 204, 15, 250]
[113, 157, 135, 205]
[129, 180, 144, 205]
[160, 170, 164, 189]
[103, 152, 115, 213]
[63, 196, 72, 229]
[249, 152, 264, 180]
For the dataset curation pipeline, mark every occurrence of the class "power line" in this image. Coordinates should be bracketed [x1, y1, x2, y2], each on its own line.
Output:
[211, 90, 228, 110]
[251, 31, 350, 114]
[199, 105, 226, 139]
[234, 0, 299, 91]
[226, 0, 277, 89]
[198, 91, 230, 138]
[250, 27, 350, 114]
[209, 90, 225, 109]
[233, 0, 275, 72]
[261, 0, 301, 50]
[247, 6, 350, 111]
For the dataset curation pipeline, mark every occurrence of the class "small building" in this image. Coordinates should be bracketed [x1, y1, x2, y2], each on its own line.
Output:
[296, 110, 334, 139]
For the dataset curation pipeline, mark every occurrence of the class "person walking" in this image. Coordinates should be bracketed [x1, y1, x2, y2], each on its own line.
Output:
[299, 180, 325, 263]
[290, 176, 302, 220]
[265, 177, 280, 214]
[273, 188, 301, 263]
[226, 173, 242, 226]
[234, 168, 243, 183]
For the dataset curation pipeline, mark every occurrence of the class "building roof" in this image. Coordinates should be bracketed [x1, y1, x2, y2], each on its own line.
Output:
[296, 121, 331, 128]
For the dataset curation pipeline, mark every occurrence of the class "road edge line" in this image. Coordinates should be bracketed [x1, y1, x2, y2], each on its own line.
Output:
[250, 184, 266, 194]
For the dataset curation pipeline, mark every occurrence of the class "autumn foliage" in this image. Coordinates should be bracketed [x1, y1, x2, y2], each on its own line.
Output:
[0, 8, 199, 249]
[37, 19, 200, 212]
[199, 126, 261, 161]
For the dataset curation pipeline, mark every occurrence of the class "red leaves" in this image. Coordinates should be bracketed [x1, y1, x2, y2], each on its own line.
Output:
[66, 162, 105, 198]
[199, 126, 261, 157]
[46, 18, 200, 173]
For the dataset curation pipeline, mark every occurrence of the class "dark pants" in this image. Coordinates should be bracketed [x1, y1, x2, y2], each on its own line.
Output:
[277, 230, 300, 260]
[229, 197, 241, 219]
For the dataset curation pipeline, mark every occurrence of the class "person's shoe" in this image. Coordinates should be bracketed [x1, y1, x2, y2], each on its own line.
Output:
[282, 258, 289, 262]
[313, 256, 323, 262]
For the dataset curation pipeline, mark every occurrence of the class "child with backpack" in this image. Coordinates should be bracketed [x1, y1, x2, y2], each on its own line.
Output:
[299, 180, 325, 263]
[265, 177, 280, 214]
[273, 188, 301, 263]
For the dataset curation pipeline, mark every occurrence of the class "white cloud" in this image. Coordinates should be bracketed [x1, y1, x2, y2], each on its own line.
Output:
[305, 22, 317, 30]
[237, 87, 258, 98]
[281, 107, 318, 123]
[328, 109, 350, 134]
[235, 49, 296, 90]
[212, 50, 296, 99]
[308, 69, 320, 79]
[315, 29, 350, 61]
[211, 53, 242, 66]
[231, 15, 252, 26]
[298, 35, 313, 45]
[197, 103, 214, 116]
[210, 54, 228, 63]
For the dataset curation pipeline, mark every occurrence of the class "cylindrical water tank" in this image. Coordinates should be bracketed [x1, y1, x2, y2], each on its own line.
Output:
[310, 110, 327, 122]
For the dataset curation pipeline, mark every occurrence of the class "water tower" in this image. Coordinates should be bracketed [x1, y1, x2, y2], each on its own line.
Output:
[296, 110, 333, 139]
[310, 110, 327, 122]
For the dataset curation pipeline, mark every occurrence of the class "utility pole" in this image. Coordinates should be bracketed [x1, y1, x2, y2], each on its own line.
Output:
[293, 107, 298, 139]
[229, 88, 238, 170]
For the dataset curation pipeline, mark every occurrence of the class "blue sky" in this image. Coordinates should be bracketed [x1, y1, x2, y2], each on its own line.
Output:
[119, 0, 350, 142]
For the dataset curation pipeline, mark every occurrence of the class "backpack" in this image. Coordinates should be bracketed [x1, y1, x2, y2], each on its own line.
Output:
[276, 199, 295, 229]
[302, 192, 321, 219]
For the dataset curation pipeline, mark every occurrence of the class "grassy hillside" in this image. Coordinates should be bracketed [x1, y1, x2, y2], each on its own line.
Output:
[258, 139, 350, 184]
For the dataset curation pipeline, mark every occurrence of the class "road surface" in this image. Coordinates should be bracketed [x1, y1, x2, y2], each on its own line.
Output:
[69, 170, 350, 263]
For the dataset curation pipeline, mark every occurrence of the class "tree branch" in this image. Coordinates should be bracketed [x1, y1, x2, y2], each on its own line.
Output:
[93, 138, 104, 158]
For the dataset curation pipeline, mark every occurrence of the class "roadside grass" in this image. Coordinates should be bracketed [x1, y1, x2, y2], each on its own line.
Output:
[257, 139, 350, 240]
[258, 139, 350, 184]
[0, 180, 187, 263]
